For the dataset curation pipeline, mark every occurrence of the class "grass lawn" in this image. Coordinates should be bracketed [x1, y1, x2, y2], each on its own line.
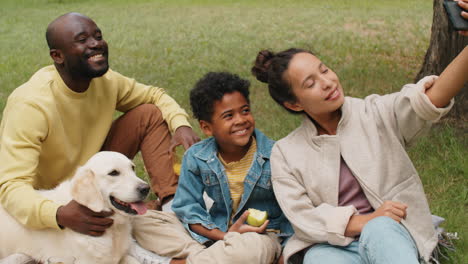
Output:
[1, 0, 466, 262]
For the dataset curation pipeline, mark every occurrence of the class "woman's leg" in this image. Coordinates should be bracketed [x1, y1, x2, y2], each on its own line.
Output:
[303, 242, 361, 264]
[359, 216, 420, 264]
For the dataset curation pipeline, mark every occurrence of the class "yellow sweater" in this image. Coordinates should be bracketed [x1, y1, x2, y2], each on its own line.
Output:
[219, 138, 256, 215]
[0, 66, 190, 229]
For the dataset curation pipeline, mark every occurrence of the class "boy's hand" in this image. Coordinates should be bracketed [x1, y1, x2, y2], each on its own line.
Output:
[458, 0, 468, 36]
[228, 210, 270, 234]
[170, 126, 200, 151]
[56, 200, 114, 236]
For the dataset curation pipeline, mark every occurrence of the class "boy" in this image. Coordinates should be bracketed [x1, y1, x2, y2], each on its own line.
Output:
[172, 72, 293, 264]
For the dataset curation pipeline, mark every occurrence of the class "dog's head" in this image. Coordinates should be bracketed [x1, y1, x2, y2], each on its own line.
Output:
[71, 151, 150, 216]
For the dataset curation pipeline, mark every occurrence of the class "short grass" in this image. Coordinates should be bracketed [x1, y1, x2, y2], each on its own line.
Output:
[1, 0, 466, 262]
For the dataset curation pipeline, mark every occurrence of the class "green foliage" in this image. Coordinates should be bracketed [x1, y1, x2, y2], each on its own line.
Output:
[1, 0, 466, 262]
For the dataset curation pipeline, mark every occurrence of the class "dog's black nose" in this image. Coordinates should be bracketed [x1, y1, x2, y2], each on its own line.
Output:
[138, 184, 150, 197]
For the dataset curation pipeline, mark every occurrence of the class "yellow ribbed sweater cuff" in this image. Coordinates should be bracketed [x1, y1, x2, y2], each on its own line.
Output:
[40, 200, 62, 230]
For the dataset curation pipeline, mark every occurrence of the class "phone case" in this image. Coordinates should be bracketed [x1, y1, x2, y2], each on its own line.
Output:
[444, 1, 468, 31]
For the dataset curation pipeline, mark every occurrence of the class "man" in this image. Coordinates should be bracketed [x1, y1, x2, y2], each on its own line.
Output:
[0, 12, 198, 248]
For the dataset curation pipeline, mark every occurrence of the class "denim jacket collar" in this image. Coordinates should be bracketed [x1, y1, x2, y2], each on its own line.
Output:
[194, 128, 272, 162]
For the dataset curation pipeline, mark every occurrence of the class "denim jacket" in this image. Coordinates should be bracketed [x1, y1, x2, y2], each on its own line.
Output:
[172, 129, 293, 244]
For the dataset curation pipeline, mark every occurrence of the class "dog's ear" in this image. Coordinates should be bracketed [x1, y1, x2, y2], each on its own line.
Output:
[71, 167, 106, 212]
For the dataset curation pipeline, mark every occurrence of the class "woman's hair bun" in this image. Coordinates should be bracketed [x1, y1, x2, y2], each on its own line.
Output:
[251, 50, 275, 83]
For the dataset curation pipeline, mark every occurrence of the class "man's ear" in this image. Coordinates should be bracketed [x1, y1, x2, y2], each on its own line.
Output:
[50, 49, 64, 64]
[71, 167, 105, 212]
[283, 101, 304, 112]
[199, 120, 213, 137]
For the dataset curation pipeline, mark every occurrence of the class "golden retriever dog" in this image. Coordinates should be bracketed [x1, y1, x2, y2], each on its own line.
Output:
[0, 151, 150, 264]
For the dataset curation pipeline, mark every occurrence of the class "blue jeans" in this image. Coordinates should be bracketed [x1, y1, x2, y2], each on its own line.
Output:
[303, 216, 420, 264]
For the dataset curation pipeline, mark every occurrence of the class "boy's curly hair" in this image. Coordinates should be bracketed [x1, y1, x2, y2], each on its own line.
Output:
[190, 72, 250, 122]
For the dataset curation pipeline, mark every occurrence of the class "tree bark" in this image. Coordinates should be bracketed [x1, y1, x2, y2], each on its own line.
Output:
[416, 0, 468, 121]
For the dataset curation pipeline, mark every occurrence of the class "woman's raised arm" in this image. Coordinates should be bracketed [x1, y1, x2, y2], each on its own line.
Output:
[425, 46, 468, 108]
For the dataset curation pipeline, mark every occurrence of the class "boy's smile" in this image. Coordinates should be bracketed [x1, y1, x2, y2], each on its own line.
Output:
[200, 91, 255, 162]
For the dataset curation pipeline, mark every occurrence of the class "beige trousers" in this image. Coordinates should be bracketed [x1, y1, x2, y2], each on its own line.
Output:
[132, 210, 282, 264]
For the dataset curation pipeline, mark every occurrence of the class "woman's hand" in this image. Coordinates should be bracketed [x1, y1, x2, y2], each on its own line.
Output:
[458, 0, 468, 36]
[372, 200, 408, 222]
[228, 210, 270, 234]
[345, 200, 407, 237]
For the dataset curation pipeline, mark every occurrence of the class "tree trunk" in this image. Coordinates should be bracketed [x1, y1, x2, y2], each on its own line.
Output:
[416, 0, 468, 121]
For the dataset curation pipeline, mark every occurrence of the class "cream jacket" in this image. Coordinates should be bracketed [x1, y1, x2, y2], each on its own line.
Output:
[271, 77, 453, 263]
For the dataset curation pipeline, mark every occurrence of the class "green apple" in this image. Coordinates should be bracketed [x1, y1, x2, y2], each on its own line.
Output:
[246, 208, 268, 227]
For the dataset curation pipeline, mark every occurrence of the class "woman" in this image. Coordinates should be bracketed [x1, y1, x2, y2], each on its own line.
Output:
[251, 46, 467, 264]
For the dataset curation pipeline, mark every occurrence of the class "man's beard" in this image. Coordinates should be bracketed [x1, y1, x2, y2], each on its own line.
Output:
[81, 63, 109, 78]
[68, 54, 110, 79]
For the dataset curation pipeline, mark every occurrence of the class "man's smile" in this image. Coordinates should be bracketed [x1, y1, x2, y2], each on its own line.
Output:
[87, 53, 106, 63]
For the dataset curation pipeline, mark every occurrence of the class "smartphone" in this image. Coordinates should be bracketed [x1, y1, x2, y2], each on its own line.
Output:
[444, 1, 468, 31]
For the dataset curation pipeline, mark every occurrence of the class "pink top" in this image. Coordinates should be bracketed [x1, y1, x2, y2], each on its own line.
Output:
[338, 157, 373, 214]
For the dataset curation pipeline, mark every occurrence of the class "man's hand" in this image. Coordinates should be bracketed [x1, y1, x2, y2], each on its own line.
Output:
[169, 126, 200, 151]
[458, 0, 468, 36]
[228, 210, 269, 234]
[56, 200, 114, 236]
